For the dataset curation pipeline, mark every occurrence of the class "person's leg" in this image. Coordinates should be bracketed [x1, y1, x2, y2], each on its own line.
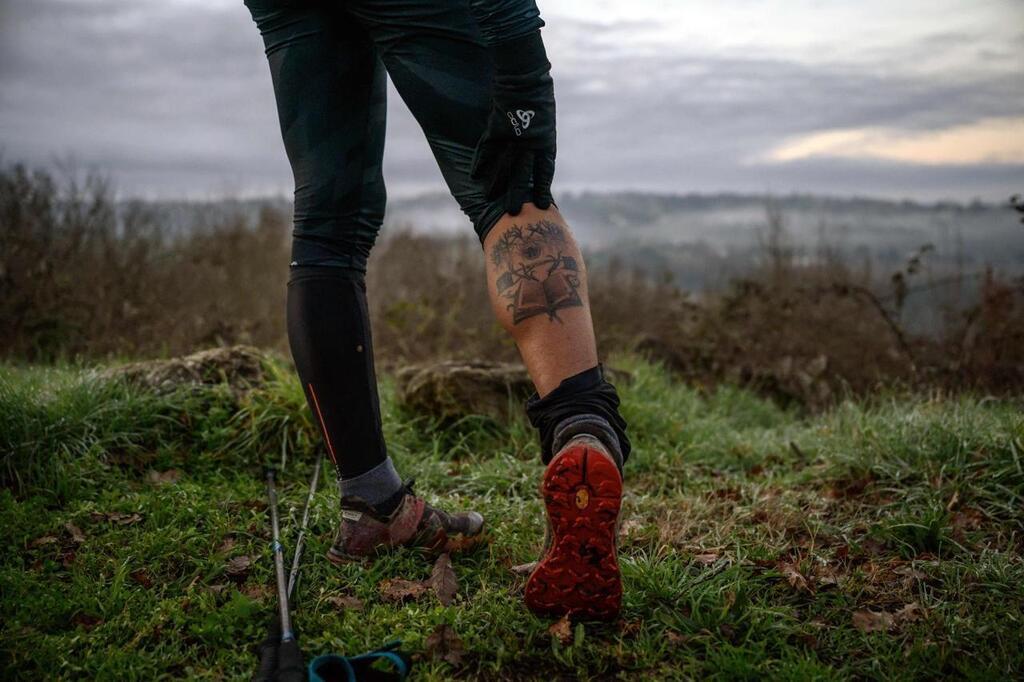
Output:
[243, 0, 400, 507]
[245, 0, 485, 558]
[349, 0, 628, 616]
[347, 0, 629, 469]
[483, 204, 626, 619]
[482, 203, 629, 468]
[344, 0, 630, 463]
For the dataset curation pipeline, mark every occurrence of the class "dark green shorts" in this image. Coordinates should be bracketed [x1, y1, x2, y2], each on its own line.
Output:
[244, 0, 515, 274]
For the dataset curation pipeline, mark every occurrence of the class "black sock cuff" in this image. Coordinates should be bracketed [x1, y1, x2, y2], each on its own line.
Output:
[525, 364, 631, 466]
[552, 414, 624, 473]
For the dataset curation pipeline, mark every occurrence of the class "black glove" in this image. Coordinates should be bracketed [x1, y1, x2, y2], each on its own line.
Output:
[471, 29, 556, 216]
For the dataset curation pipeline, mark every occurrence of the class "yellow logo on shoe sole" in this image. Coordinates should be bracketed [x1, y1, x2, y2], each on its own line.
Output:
[575, 488, 590, 509]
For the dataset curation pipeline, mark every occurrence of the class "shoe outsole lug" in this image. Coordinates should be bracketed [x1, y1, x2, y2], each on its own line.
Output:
[524, 444, 623, 621]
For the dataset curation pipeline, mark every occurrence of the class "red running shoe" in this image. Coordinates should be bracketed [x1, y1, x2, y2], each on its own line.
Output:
[524, 434, 623, 620]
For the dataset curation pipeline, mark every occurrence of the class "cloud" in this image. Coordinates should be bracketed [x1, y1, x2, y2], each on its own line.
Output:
[548, 36, 1023, 197]
[761, 117, 1024, 165]
[0, 0, 1021, 201]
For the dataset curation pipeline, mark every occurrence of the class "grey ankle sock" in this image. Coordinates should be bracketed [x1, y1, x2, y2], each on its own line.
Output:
[552, 414, 624, 473]
[338, 457, 403, 507]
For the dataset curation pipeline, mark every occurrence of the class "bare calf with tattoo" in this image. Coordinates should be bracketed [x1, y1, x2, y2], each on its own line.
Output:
[484, 207, 597, 395]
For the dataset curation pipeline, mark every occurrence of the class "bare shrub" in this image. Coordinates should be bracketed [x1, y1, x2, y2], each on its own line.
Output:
[2, 161, 1021, 408]
[0, 163, 289, 360]
[365, 231, 512, 368]
[926, 268, 1024, 391]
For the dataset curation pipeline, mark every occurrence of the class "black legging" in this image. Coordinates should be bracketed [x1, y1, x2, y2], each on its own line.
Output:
[244, 0, 542, 477]
[243, 0, 544, 274]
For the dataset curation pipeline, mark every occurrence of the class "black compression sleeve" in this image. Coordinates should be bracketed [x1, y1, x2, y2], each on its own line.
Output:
[286, 267, 388, 479]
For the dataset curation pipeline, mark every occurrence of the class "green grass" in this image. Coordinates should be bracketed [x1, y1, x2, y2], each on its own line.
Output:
[1, 356, 1022, 680]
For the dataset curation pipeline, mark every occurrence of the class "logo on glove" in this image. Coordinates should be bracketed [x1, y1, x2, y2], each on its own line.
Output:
[506, 109, 535, 137]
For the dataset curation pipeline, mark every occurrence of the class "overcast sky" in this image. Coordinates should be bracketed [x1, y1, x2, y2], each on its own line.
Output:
[1, 0, 1022, 202]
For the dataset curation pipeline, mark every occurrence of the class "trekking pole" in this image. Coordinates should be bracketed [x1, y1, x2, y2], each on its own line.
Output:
[254, 453, 322, 682]
[287, 450, 323, 599]
[253, 467, 284, 682]
[267, 467, 306, 682]
[267, 468, 294, 644]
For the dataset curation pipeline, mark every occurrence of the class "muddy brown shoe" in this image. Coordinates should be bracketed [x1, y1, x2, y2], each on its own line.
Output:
[524, 434, 623, 620]
[327, 480, 485, 563]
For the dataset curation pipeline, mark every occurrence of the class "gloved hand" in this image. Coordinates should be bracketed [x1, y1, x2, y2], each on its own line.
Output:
[471, 29, 556, 216]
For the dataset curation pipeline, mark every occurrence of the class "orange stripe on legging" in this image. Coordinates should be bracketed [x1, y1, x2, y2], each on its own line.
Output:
[307, 383, 337, 464]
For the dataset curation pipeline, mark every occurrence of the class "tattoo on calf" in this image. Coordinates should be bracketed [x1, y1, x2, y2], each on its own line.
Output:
[490, 220, 583, 324]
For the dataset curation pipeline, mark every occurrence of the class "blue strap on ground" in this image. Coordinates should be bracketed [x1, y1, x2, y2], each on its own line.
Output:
[308, 641, 410, 682]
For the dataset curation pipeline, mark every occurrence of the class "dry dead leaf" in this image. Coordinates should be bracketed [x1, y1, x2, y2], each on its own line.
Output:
[617, 619, 643, 636]
[827, 474, 874, 499]
[549, 614, 573, 644]
[858, 538, 887, 557]
[90, 511, 143, 526]
[796, 633, 819, 650]
[816, 574, 839, 588]
[242, 583, 272, 601]
[814, 564, 842, 588]
[778, 562, 812, 593]
[146, 469, 181, 485]
[30, 535, 59, 548]
[666, 630, 689, 645]
[130, 569, 154, 588]
[71, 613, 103, 631]
[216, 537, 237, 554]
[430, 553, 458, 606]
[952, 508, 984, 532]
[225, 555, 253, 581]
[326, 595, 364, 611]
[895, 602, 923, 623]
[510, 561, 537, 576]
[894, 565, 928, 589]
[618, 518, 645, 540]
[444, 533, 482, 552]
[424, 623, 464, 666]
[379, 578, 429, 603]
[852, 609, 894, 633]
[893, 565, 928, 580]
[64, 522, 86, 545]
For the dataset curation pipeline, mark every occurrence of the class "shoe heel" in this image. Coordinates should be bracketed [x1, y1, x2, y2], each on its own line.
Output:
[525, 442, 623, 620]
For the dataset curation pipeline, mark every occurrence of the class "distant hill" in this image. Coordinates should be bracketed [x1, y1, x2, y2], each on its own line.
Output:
[385, 190, 1020, 262]
[134, 190, 1023, 291]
